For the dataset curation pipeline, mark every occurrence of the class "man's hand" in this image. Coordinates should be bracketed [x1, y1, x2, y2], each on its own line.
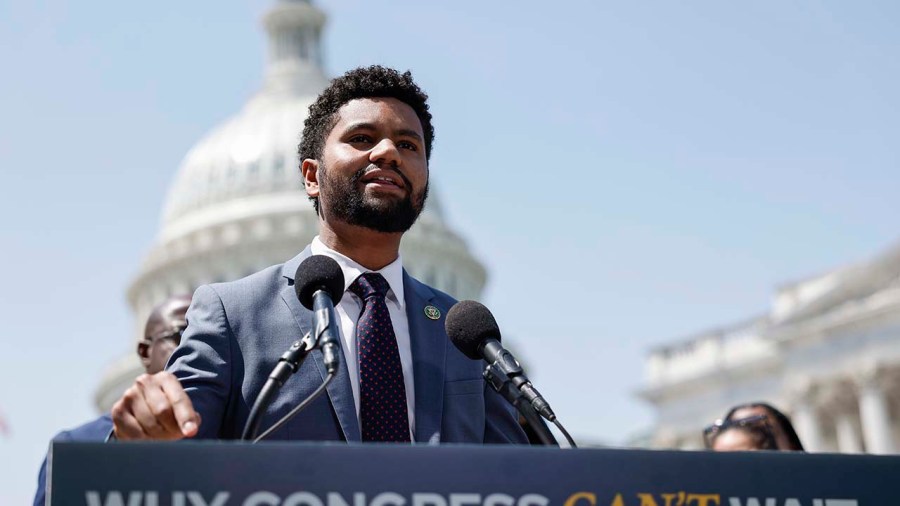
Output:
[111, 372, 201, 440]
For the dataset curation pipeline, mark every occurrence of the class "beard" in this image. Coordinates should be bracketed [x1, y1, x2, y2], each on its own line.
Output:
[319, 162, 429, 233]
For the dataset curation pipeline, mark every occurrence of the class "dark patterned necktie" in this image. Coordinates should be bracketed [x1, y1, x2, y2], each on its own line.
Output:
[349, 272, 411, 442]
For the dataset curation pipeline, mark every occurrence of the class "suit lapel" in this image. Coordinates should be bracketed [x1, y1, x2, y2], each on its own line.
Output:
[280, 249, 361, 442]
[404, 271, 447, 443]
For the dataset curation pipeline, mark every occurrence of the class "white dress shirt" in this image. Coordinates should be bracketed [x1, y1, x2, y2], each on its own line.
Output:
[310, 236, 415, 439]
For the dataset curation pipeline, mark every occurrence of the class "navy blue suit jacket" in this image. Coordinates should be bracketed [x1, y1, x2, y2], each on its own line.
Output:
[33, 414, 113, 506]
[168, 249, 526, 444]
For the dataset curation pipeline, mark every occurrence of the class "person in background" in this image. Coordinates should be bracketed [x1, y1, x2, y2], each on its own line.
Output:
[703, 414, 777, 451]
[32, 294, 191, 505]
[722, 401, 804, 451]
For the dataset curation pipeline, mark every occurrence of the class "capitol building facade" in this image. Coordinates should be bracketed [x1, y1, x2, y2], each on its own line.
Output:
[95, 0, 487, 410]
[639, 242, 900, 454]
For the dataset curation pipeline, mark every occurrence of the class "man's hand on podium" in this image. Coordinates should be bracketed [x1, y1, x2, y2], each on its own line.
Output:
[111, 372, 201, 440]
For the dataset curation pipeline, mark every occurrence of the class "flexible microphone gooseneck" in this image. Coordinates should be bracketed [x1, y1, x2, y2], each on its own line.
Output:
[445, 300, 577, 448]
[241, 255, 345, 442]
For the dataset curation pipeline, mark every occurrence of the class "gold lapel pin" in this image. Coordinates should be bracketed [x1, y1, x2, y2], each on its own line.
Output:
[424, 305, 441, 320]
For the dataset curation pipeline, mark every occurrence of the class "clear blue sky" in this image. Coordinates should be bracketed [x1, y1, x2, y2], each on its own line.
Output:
[1, 0, 898, 502]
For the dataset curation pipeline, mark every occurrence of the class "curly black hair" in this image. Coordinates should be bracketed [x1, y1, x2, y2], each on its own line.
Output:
[298, 65, 434, 214]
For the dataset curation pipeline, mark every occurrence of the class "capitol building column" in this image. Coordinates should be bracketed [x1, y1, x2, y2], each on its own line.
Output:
[855, 365, 895, 454]
[821, 381, 864, 454]
[787, 381, 824, 452]
[834, 412, 864, 454]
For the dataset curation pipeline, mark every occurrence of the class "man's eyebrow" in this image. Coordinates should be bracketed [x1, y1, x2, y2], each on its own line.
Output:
[341, 122, 422, 141]
[341, 121, 376, 133]
[396, 128, 423, 141]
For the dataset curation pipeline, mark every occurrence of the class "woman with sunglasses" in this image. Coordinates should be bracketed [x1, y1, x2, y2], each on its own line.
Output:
[704, 415, 778, 451]
[722, 402, 805, 451]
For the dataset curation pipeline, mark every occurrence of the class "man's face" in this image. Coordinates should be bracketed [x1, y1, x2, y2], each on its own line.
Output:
[305, 97, 429, 233]
[142, 329, 181, 375]
[139, 298, 190, 375]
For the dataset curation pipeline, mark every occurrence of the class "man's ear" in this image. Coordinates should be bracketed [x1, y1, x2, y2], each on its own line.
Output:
[137, 342, 151, 369]
[301, 159, 320, 198]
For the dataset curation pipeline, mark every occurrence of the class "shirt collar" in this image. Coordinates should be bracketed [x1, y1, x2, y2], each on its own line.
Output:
[310, 235, 405, 308]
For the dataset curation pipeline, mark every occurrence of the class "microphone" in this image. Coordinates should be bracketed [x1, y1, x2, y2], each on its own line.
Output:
[294, 255, 345, 375]
[445, 300, 557, 422]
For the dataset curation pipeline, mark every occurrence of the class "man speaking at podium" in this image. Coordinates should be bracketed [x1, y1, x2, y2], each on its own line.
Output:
[111, 66, 526, 445]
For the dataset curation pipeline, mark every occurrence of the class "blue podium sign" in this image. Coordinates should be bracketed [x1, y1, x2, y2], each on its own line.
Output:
[49, 442, 898, 506]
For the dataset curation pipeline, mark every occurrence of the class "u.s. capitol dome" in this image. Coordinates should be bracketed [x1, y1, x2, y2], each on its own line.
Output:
[95, 0, 486, 410]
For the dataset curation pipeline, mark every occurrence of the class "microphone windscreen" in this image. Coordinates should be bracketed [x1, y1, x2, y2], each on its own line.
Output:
[445, 300, 501, 360]
[294, 255, 345, 310]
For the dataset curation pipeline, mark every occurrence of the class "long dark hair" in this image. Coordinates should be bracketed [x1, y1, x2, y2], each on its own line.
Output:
[724, 402, 805, 451]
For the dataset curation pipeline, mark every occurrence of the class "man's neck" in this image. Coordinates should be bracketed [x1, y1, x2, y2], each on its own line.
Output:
[318, 219, 403, 271]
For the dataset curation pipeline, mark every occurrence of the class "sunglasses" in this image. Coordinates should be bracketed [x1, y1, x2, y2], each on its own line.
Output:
[137, 326, 186, 356]
[702, 414, 772, 449]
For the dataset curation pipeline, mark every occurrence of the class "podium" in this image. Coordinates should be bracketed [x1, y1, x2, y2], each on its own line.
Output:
[49, 442, 898, 505]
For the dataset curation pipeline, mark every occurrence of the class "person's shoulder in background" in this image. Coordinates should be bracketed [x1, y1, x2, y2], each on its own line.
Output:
[34, 413, 114, 506]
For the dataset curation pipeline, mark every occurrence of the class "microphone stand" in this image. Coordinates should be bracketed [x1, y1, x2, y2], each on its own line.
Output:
[241, 332, 315, 441]
[248, 288, 344, 443]
[483, 365, 558, 446]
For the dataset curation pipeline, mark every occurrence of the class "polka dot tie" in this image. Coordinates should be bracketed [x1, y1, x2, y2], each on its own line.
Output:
[349, 273, 411, 442]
